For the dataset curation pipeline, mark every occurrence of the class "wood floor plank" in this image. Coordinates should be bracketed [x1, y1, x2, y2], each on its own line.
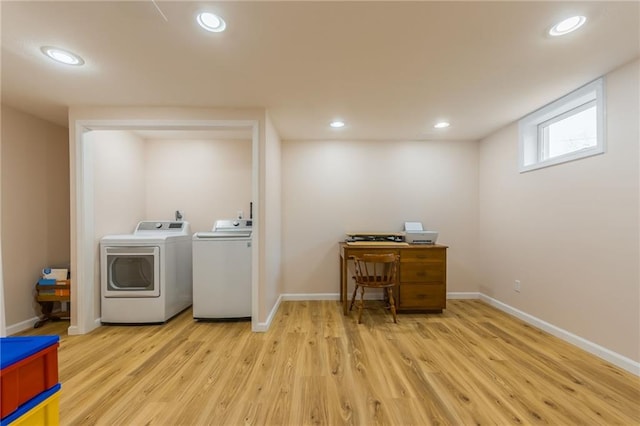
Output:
[16, 300, 640, 425]
[481, 320, 640, 424]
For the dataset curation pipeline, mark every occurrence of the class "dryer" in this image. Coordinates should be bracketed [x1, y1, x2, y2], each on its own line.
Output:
[192, 219, 252, 320]
[100, 221, 192, 324]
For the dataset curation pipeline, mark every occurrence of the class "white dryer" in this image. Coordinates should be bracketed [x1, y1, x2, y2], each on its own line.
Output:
[192, 219, 252, 320]
[100, 221, 192, 324]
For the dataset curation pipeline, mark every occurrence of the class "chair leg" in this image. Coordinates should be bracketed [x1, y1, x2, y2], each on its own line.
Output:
[349, 285, 359, 312]
[357, 286, 365, 324]
[387, 287, 397, 324]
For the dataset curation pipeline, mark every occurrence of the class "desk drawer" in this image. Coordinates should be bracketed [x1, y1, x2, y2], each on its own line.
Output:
[399, 284, 445, 309]
[400, 248, 446, 263]
[401, 263, 445, 282]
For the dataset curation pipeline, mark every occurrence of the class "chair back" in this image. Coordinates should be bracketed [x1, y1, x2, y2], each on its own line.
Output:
[350, 253, 399, 288]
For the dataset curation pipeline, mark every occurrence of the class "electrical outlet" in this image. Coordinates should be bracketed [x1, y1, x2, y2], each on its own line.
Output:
[514, 280, 521, 293]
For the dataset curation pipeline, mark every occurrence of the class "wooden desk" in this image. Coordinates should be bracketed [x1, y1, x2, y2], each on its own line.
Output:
[339, 242, 448, 315]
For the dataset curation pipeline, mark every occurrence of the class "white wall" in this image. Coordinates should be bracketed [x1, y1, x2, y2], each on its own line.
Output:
[1, 105, 70, 332]
[92, 130, 147, 236]
[281, 139, 479, 296]
[262, 113, 283, 317]
[144, 138, 252, 232]
[90, 130, 147, 317]
[478, 59, 640, 362]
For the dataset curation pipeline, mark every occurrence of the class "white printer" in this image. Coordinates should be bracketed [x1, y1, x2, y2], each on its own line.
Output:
[404, 222, 439, 245]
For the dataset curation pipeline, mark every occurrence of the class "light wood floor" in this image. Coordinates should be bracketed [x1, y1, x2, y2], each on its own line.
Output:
[19, 300, 640, 425]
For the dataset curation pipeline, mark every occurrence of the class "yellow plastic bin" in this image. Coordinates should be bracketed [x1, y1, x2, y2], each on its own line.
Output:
[1, 383, 60, 426]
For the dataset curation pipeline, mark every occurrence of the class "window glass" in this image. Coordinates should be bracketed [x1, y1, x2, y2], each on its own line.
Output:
[540, 102, 597, 160]
[519, 78, 604, 172]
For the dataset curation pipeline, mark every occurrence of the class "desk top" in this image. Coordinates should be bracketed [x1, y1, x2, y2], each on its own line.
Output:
[345, 241, 409, 246]
[340, 242, 448, 249]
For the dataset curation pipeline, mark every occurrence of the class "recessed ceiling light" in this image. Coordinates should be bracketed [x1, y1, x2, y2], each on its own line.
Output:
[549, 16, 586, 36]
[197, 12, 226, 32]
[330, 120, 345, 128]
[434, 121, 450, 129]
[40, 46, 84, 66]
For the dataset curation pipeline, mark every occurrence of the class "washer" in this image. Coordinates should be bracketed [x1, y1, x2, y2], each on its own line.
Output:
[100, 221, 192, 324]
[192, 219, 252, 320]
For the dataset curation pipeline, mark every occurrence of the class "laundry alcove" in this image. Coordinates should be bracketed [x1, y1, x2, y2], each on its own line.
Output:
[68, 108, 283, 335]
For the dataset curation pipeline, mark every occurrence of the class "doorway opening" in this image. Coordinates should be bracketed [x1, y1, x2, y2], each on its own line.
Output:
[71, 119, 260, 335]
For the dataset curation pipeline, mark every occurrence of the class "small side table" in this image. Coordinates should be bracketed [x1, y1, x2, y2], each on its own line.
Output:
[34, 280, 70, 328]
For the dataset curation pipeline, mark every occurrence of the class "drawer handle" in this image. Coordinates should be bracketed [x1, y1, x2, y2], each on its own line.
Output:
[416, 272, 426, 276]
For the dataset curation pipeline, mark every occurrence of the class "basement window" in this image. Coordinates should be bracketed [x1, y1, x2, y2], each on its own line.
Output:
[519, 78, 605, 172]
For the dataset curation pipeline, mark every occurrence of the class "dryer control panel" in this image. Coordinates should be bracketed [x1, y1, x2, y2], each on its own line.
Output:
[135, 221, 190, 234]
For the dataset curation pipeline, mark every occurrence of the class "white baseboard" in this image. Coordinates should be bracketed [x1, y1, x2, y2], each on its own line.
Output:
[278, 292, 479, 301]
[281, 293, 340, 301]
[447, 292, 480, 299]
[67, 317, 101, 335]
[254, 294, 284, 332]
[282, 292, 392, 301]
[6, 316, 39, 335]
[479, 294, 640, 376]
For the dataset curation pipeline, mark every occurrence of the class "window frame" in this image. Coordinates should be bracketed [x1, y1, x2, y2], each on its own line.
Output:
[519, 77, 605, 173]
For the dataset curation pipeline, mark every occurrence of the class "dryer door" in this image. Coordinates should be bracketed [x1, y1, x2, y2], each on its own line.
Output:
[102, 246, 160, 297]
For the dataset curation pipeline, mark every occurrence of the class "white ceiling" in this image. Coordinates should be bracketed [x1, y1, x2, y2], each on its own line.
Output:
[1, 1, 638, 141]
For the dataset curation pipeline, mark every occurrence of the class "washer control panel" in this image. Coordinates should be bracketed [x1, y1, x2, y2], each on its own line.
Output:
[212, 219, 253, 232]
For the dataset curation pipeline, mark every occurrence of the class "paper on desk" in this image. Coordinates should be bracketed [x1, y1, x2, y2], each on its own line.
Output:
[404, 222, 423, 231]
[42, 268, 68, 281]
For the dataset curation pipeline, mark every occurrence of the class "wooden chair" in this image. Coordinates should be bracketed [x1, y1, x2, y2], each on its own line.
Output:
[349, 253, 399, 324]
